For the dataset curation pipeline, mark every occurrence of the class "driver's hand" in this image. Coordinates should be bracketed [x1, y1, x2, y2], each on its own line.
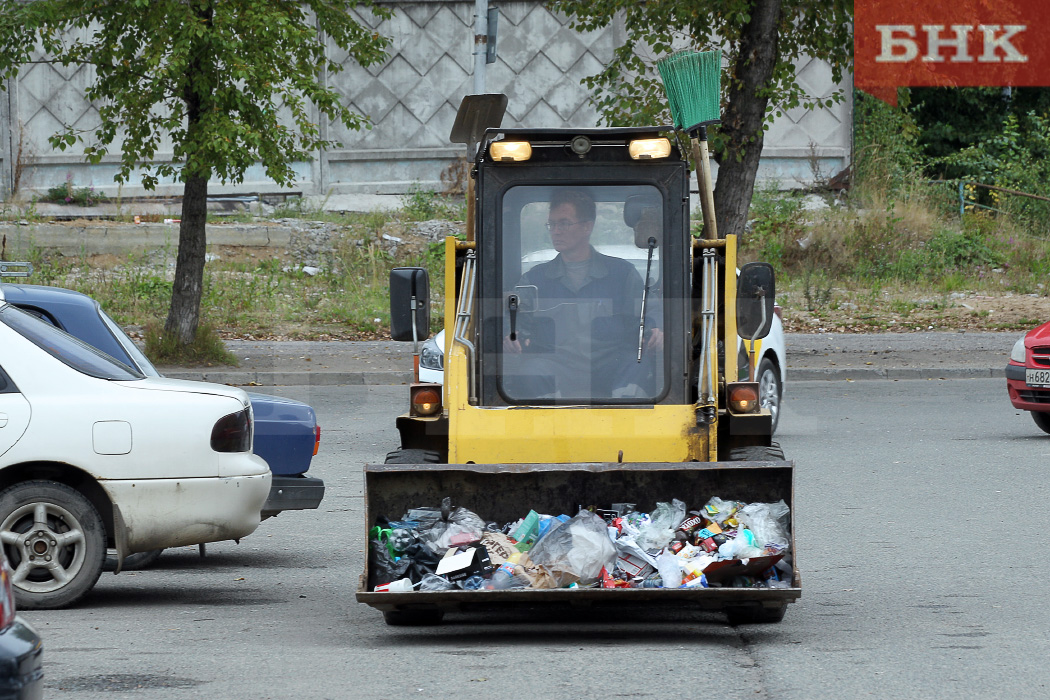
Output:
[646, 328, 664, 351]
[504, 336, 525, 353]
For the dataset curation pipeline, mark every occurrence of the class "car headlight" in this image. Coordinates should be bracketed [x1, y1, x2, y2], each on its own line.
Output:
[420, 337, 443, 370]
[1011, 337, 1027, 364]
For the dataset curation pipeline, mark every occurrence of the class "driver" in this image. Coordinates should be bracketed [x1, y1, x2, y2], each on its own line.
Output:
[503, 189, 652, 400]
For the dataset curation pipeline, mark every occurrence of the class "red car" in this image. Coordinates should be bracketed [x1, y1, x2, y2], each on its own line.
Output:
[1007, 321, 1050, 434]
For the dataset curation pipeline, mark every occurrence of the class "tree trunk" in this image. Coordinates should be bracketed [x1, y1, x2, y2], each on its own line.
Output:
[164, 174, 208, 345]
[713, 0, 784, 239]
[164, 0, 213, 347]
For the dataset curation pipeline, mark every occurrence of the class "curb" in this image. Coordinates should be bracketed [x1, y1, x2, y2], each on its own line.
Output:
[161, 367, 1003, 386]
[789, 367, 1002, 381]
[163, 370, 415, 386]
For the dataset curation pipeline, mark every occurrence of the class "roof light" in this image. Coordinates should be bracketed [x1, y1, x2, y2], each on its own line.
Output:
[628, 138, 672, 160]
[490, 141, 532, 162]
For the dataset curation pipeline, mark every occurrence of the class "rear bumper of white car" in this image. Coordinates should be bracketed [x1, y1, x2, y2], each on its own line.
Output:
[102, 466, 271, 552]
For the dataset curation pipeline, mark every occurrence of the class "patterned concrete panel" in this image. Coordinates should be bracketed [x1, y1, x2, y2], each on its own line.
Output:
[3, 1, 853, 198]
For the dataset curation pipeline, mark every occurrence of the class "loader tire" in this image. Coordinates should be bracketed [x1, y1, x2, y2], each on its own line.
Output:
[726, 442, 784, 462]
[384, 448, 445, 465]
[725, 603, 787, 625]
[383, 608, 445, 626]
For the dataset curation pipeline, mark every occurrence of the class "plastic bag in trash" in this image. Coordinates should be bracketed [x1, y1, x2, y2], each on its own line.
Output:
[418, 573, 456, 591]
[636, 499, 686, 552]
[527, 511, 617, 588]
[700, 496, 743, 525]
[656, 549, 683, 588]
[370, 531, 409, 585]
[717, 528, 764, 560]
[409, 497, 487, 552]
[737, 500, 791, 552]
[399, 542, 443, 583]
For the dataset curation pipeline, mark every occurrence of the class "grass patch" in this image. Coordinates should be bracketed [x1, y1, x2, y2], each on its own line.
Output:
[16, 191, 453, 344]
[144, 321, 239, 365]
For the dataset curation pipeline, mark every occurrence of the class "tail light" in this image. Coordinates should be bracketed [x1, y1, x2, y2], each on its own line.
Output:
[773, 304, 783, 321]
[313, 425, 321, 456]
[211, 408, 252, 453]
[0, 559, 16, 630]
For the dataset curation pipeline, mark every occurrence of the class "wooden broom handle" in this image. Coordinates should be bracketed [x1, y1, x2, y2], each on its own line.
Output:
[691, 135, 718, 240]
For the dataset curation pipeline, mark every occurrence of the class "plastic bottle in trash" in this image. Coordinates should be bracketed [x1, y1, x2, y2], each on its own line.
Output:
[462, 574, 486, 590]
[485, 551, 523, 590]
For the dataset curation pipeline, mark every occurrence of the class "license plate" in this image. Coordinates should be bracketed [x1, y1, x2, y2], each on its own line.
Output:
[1026, 368, 1050, 387]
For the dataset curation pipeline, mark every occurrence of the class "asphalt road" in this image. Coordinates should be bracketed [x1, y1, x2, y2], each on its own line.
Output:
[27, 379, 1050, 699]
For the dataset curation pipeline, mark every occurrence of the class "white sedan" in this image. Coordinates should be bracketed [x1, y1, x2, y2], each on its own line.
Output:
[0, 294, 270, 609]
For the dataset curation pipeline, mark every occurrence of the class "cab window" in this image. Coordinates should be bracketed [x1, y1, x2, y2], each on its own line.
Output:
[497, 185, 665, 404]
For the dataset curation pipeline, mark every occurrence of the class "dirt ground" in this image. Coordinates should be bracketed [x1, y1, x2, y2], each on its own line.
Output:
[779, 289, 1050, 334]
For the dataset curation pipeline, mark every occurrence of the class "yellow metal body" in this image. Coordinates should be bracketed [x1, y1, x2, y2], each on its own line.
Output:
[440, 234, 745, 465]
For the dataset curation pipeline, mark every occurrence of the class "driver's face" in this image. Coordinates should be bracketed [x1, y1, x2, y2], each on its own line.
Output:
[547, 202, 594, 259]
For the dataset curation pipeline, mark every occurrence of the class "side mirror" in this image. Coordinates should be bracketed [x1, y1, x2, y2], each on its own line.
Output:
[389, 267, 430, 342]
[737, 262, 775, 340]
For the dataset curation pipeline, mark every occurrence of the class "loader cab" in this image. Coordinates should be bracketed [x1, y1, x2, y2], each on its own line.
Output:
[475, 127, 691, 408]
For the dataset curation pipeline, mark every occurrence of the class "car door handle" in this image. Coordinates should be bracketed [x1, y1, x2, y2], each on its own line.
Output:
[0, 413, 7, 428]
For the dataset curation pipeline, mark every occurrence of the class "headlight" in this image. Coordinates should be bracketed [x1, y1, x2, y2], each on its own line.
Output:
[420, 337, 443, 370]
[1011, 337, 1027, 364]
[489, 141, 532, 162]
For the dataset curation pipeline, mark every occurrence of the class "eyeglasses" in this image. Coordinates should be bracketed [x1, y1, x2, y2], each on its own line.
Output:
[545, 219, 585, 231]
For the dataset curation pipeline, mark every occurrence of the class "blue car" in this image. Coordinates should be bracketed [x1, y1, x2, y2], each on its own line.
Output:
[0, 281, 324, 525]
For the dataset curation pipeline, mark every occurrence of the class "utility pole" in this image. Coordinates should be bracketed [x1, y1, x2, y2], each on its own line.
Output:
[473, 0, 488, 93]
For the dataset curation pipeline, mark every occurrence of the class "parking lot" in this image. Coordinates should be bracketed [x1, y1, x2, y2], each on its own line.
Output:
[25, 379, 1050, 699]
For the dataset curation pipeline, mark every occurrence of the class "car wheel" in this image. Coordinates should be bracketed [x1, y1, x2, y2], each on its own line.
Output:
[757, 357, 782, 435]
[103, 548, 165, 572]
[0, 480, 106, 610]
[1033, 412, 1050, 434]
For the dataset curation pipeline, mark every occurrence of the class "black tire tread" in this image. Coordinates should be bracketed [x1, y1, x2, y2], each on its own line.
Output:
[383, 609, 445, 626]
[725, 604, 788, 625]
[1032, 411, 1050, 434]
[103, 548, 164, 572]
[384, 448, 445, 465]
[726, 441, 785, 462]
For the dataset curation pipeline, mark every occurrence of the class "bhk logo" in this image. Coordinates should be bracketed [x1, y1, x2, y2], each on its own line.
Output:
[855, 1, 1050, 104]
[875, 25, 1027, 64]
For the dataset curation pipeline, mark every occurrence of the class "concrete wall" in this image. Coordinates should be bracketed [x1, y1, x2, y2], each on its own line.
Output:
[1, 1, 851, 200]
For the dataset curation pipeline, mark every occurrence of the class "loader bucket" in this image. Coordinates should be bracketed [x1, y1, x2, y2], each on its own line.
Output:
[356, 460, 799, 624]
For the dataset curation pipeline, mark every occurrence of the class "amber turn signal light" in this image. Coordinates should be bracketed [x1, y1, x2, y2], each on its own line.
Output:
[411, 386, 442, 416]
[728, 384, 759, 413]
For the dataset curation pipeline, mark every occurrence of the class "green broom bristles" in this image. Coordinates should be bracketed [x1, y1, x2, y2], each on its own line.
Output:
[656, 49, 722, 133]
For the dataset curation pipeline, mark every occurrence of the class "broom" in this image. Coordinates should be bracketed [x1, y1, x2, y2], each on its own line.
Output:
[657, 49, 722, 239]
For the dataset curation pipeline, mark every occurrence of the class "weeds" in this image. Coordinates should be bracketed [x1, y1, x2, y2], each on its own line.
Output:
[42, 175, 108, 206]
[401, 185, 463, 221]
[144, 321, 238, 365]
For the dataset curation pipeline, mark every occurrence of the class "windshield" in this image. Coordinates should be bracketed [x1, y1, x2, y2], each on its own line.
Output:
[498, 184, 666, 403]
[0, 304, 144, 381]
